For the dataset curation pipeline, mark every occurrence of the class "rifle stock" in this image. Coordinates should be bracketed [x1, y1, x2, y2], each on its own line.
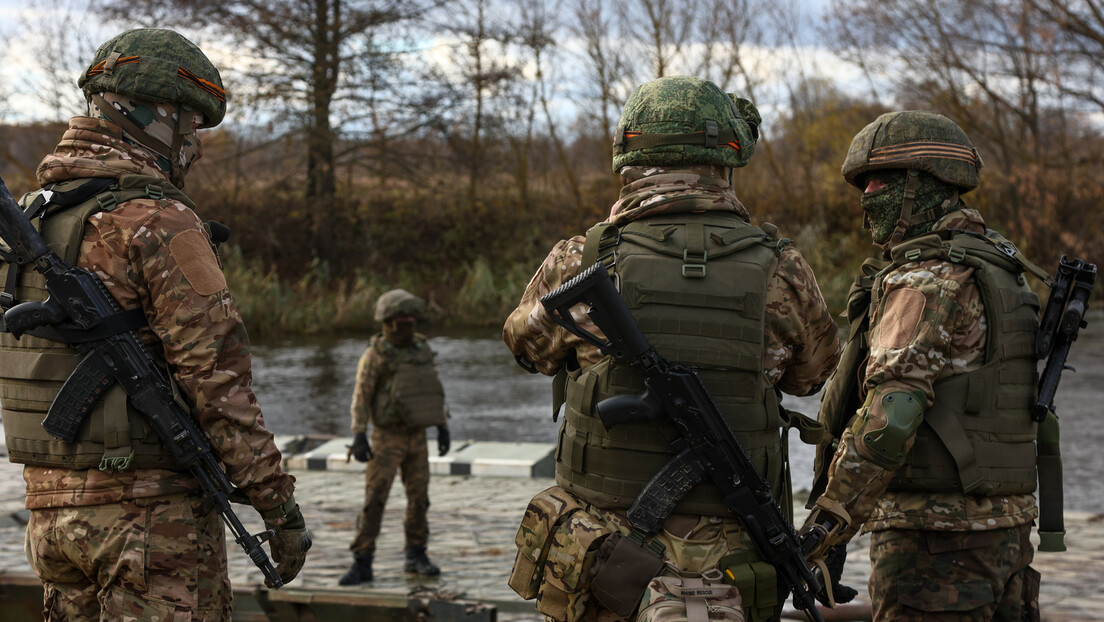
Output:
[0, 174, 285, 588]
[541, 262, 825, 622]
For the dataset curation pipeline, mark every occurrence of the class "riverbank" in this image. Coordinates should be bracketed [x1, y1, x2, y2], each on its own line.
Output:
[0, 437, 1102, 621]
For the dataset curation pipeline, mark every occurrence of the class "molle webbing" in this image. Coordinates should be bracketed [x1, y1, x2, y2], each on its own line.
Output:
[371, 336, 446, 429]
[884, 232, 1040, 494]
[558, 214, 786, 515]
[0, 178, 185, 470]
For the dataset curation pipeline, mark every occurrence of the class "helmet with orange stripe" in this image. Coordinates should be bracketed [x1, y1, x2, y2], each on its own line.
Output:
[79, 28, 226, 129]
[611, 76, 760, 173]
[842, 111, 982, 192]
[843, 111, 984, 248]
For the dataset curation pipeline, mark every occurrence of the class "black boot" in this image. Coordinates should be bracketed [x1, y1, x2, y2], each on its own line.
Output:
[403, 546, 440, 576]
[338, 552, 374, 585]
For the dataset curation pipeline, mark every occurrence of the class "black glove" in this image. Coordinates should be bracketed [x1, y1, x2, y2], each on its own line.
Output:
[350, 431, 372, 462]
[437, 425, 450, 456]
[815, 544, 858, 607]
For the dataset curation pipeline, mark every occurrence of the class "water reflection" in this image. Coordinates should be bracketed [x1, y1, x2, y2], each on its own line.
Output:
[250, 311, 1104, 512]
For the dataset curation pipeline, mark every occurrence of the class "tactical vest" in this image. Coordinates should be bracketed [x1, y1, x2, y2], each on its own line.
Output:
[813, 229, 1040, 499]
[0, 175, 195, 471]
[369, 334, 447, 429]
[557, 212, 788, 516]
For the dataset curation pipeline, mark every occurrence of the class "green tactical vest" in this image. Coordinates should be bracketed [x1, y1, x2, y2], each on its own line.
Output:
[813, 229, 1040, 499]
[557, 212, 788, 516]
[369, 334, 447, 430]
[0, 175, 195, 471]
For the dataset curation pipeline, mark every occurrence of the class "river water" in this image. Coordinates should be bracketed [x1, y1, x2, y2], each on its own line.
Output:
[250, 311, 1104, 513]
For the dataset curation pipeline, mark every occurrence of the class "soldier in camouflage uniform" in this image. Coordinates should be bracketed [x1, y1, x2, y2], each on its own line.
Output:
[339, 289, 451, 585]
[0, 29, 311, 620]
[503, 76, 840, 622]
[800, 111, 1043, 621]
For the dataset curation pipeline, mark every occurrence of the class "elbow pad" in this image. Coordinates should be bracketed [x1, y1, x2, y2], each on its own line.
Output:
[853, 390, 924, 470]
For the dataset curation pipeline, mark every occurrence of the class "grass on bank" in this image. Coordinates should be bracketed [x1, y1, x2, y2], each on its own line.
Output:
[221, 245, 534, 336]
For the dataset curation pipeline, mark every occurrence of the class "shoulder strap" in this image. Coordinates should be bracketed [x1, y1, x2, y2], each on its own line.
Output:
[582, 222, 619, 269]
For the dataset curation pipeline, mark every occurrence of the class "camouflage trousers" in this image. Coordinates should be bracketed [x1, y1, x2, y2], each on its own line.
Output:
[25, 492, 231, 621]
[868, 525, 1040, 621]
[350, 426, 430, 555]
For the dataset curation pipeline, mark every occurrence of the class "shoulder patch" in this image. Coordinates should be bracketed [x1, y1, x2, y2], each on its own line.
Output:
[874, 288, 926, 350]
[169, 228, 227, 296]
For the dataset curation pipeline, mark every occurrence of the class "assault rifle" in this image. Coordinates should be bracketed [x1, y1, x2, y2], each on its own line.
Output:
[0, 176, 285, 588]
[541, 262, 825, 622]
[1034, 255, 1097, 422]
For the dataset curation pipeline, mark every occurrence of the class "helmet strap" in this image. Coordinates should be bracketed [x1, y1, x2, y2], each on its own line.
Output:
[887, 168, 920, 246]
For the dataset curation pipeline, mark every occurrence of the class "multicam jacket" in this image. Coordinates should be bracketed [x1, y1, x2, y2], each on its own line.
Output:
[503, 165, 841, 399]
[16, 116, 294, 512]
[819, 208, 1038, 538]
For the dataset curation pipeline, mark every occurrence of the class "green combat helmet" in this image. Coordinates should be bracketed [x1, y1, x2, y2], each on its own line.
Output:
[78, 28, 226, 128]
[78, 29, 226, 188]
[375, 289, 426, 322]
[612, 76, 760, 172]
[842, 111, 983, 246]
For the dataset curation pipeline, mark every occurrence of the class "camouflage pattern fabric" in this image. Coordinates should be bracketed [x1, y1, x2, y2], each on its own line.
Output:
[15, 115, 295, 617]
[503, 164, 840, 397]
[636, 573, 745, 622]
[867, 525, 1039, 621]
[26, 492, 231, 621]
[815, 208, 1037, 541]
[504, 165, 838, 622]
[349, 426, 431, 555]
[860, 170, 959, 245]
[22, 116, 295, 514]
[89, 92, 204, 181]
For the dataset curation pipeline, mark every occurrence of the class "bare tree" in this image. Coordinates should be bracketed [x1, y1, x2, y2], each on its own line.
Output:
[96, 0, 432, 270]
[13, 0, 101, 122]
[517, 0, 583, 212]
[437, 0, 521, 208]
[1027, 0, 1104, 113]
[625, 0, 698, 78]
[569, 0, 635, 165]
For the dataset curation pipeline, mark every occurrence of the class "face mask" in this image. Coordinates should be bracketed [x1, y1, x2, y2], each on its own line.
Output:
[384, 317, 416, 345]
[860, 170, 908, 245]
[860, 170, 960, 245]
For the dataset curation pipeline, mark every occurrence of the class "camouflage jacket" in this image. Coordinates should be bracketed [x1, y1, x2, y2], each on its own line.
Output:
[503, 165, 841, 398]
[819, 209, 1038, 538]
[21, 116, 295, 512]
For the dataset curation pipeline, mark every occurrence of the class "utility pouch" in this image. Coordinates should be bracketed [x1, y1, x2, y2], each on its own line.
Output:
[718, 551, 779, 622]
[591, 532, 667, 619]
[637, 569, 746, 622]
[538, 509, 616, 621]
[509, 486, 584, 599]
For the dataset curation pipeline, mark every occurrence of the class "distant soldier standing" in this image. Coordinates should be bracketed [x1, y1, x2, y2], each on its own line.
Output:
[801, 111, 1046, 621]
[0, 29, 310, 620]
[340, 289, 451, 585]
[503, 76, 840, 621]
